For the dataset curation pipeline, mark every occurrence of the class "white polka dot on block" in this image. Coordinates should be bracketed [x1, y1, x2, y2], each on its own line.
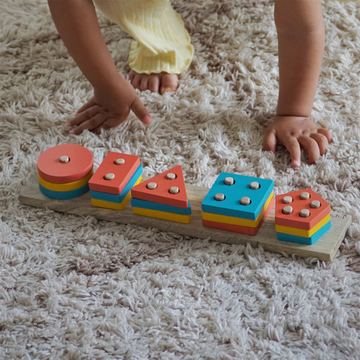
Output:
[214, 193, 225, 201]
[169, 186, 180, 194]
[282, 206, 293, 215]
[224, 177, 235, 185]
[166, 173, 177, 180]
[146, 182, 158, 190]
[249, 182, 260, 190]
[282, 196, 293, 204]
[310, 200, 321, 209]
[300, 209, 310, 218]
[300, 192, 310, 200]
[104, 173, 115, 180]
[240, 197, 251, 205]
[59, 155, 70, 163]
[114, 158, 125, 165]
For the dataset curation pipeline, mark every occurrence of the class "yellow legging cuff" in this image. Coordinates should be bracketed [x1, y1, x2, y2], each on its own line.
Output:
[93, 0, 194, 74]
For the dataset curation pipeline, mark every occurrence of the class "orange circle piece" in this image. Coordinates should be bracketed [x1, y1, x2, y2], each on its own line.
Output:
[37, 144, 93, 184]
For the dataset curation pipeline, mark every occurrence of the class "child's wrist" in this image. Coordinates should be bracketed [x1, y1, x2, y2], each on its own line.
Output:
[92, 72, 128, 92]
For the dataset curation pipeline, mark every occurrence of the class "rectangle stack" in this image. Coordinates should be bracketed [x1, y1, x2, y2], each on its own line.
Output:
[89, 152, 142, 210]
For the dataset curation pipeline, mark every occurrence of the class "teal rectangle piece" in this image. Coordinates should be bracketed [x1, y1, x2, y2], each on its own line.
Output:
[131, 198, 191, 215]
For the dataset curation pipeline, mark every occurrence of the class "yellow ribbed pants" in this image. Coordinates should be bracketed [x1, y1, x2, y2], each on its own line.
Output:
[93, 0, 194, 74]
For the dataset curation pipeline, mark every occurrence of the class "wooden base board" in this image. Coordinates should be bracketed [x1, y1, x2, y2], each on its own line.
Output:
[19, 174, 352, 261]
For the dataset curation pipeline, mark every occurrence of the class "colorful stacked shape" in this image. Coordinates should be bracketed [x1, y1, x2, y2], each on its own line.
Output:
[131, 165, 191, 224]
[89, 152, 142, 210]
[201, 172, 274, 235]
[37, 144, 93, 200]
[275, 188, 331, 245]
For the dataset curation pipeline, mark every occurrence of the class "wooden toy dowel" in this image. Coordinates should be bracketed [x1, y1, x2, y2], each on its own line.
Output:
[19, 173, 352, 261]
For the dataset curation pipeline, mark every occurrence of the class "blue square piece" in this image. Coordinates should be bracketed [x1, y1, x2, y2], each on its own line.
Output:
[201, 172, 274, 220]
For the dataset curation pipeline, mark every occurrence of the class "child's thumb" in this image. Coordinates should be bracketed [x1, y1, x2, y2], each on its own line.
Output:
[130, 97, 152, 125]
[263, 129, 277, 153]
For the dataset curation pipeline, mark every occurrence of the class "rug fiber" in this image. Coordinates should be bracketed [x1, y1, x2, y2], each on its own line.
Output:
[1, 0, 360, 359]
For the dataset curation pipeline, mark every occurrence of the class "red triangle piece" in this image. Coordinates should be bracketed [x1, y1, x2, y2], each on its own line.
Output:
[131, 165, 189, 208]
[89, 152, 140, 195]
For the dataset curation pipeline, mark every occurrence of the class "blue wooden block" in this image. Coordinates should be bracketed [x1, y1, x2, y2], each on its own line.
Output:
[201, 172, 274, 220]
[39, 183, 89, 200]
[277, 220, 331, 245]
[131, 198, 191, 215]
[90, 165, 142, 203]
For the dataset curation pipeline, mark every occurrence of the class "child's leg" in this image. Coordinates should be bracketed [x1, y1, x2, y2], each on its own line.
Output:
[93, 0, 193, 93]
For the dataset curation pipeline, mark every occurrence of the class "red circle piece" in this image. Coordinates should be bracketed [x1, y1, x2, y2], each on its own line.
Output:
[37, 144, 93, 184]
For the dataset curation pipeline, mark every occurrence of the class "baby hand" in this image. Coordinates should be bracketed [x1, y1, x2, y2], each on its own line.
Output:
[263, 116, 332, 167]
[67, 78, 151, 135]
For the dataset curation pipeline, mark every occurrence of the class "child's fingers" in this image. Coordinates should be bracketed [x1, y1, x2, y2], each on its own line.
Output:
[283, 136, 301, 167]
[130, 97, 152, 125]
[69, 113, 105, 135]
[318, 128, 333, 143]
[263, 129, 277, 153]
[298, 136, 320, 164]
[92, 120, 116, 135]
[67, 105, 100, 127]
[310, 133, 329, 156]
[76, 97, 96, 115]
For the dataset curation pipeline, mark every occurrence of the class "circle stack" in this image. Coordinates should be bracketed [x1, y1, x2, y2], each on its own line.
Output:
[37, 144, 93, 200]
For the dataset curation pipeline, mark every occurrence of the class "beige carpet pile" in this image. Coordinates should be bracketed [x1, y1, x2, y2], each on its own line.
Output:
[1, 0, 360, 358]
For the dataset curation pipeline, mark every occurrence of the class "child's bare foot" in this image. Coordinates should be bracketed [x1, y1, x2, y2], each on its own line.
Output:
[128, 70, 179, 94]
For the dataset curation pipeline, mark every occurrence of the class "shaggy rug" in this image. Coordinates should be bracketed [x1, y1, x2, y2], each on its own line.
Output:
[1, 0, 360, 358]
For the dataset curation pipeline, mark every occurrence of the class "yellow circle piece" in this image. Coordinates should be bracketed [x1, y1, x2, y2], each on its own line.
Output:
[38, 171, 93, 192]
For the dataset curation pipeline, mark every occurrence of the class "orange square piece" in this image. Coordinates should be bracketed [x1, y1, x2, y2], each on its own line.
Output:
[131, 165, 189, 209]
[275, 188, 330, 230]
[89, 152, 140, 195]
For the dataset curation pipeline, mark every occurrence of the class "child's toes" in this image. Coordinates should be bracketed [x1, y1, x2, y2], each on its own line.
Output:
[130, 74, 141, 90]
[128, 70, 136, 82]
[149, 75, 160, 93]
[160, 73, 179, 94]
[139, 77, 149, 91]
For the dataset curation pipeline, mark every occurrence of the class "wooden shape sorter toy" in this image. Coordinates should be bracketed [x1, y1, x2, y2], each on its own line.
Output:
[37, 144, 93, 200]
[130, 165, 191, 223]
[275, 189, 331, 245]
[19, 174, 352, 261]
[201, 173, 274, 235]
[89, 152, 142, 210]
[21, 145, 352, 261]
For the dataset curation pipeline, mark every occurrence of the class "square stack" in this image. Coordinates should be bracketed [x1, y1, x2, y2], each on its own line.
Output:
[37, 144, 93, 200]
[201, 172, 274, 235]
[131, 165, 191, 224]
[89, 152, 142, 210]
[275, 188, 331, 245]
